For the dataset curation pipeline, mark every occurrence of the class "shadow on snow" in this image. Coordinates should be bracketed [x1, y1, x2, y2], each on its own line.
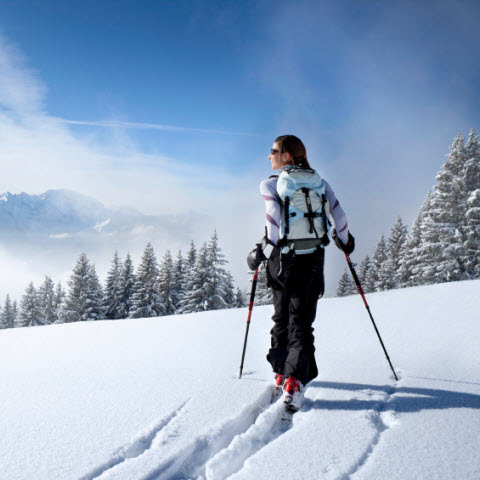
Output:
[305, 380, 480, 413]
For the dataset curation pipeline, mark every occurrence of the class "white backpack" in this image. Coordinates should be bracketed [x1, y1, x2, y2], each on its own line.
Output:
[276, 166, 331, 253]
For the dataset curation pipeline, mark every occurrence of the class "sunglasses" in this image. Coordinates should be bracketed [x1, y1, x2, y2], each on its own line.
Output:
[270, 148, 280, 155]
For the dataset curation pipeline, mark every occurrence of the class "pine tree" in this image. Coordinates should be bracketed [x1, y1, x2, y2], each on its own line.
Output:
[463, 129, 480, 277]
[12, 300, 18, 327]
[235, 288, 246, 308]
[158, 250, 175, 315]
[53, 282, 66, 323]
[38, 276, 56, 324]
[1, 295, 15, 329]
[172, 250, 185, 313]
[129, 243, 164, 318]
[185, 240, 196, 269]
[20, 282, 44, 327]
[88, 264, 105, 320]
[253, 263, 273, 305]
[336, 269, 355, 297]
[63, 253, 105, 322]
[117, 253, 136, 319]
[418, 133, 468, 283]
[104, 251, 123, 319]
[465, 189, 480, 277]
[205, 231, 235, 310]
[177, 241, 197, 314]
[358, 255, 373, 293]
[367, 235, 388, 291]
[397, 192, 432, 287]
[178, 242, 210, 313]
[388, 217, 408, 276]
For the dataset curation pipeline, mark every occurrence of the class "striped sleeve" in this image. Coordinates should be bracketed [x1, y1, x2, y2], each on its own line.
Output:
[259, 177, 281, 245]
[325, 180, 349, 244]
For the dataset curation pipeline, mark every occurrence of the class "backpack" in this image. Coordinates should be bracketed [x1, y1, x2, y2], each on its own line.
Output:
[275, 166, 331, 253]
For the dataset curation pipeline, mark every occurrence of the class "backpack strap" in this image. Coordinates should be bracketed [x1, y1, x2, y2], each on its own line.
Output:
[284, 196, 290, 235]
[321, 193, 331, 245]
[301, 187, 319, 237]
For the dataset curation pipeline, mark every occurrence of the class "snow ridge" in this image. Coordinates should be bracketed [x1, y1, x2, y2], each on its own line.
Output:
[138, 386, 275, 480]
[338, 375, 403, 480]
[79, 400, 190, 480]
[205, 400, 292, 480]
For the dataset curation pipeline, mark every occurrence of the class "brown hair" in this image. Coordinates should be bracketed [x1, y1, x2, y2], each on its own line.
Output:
[275, 135, 311, 169]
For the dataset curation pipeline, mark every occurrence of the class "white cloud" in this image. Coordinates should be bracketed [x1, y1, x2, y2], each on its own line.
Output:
[58, 118, 255, 136]
[0, 34, 263, 298]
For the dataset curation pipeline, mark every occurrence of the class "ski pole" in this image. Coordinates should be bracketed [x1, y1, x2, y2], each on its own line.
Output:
[239, 268, 259, 379]
[344, 253, 399, 381]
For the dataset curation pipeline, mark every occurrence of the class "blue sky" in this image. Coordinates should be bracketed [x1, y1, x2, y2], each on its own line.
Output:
[1, 0, 480, 293]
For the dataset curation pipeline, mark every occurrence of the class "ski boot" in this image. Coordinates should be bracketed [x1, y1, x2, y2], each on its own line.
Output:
[282, 377, 304, 412]
[272, 374, 284, 402]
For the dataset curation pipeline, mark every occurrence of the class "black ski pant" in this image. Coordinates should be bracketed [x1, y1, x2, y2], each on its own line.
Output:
[266, 247, 325, 386]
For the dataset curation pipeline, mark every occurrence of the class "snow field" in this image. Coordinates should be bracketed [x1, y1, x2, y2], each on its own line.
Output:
[0, 280, 479, 479]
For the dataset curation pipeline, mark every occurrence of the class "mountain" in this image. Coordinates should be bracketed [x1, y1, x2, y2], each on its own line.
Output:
[0, 189, 196, 237]
[0, 281, 478, 479]
[0, 189, 214, 301]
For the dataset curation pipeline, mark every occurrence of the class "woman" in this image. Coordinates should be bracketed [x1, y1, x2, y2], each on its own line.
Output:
[247, 135, 355, 412]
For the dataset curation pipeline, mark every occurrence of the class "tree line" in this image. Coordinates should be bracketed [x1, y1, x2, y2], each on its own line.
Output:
[0, 231, 245, 329]
[337, 129, 480, 296]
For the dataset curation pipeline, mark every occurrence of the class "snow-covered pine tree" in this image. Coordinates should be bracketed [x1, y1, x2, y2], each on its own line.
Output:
[1, 295, 16, 328]
[104, 251, 123, 320]
[158, 250, 175, 315]
[172, 250, 185, 313]
[358, 255, 373, 293]
[38, 276, 56, 324]
[177, 241, 197, 315]
[63, 253, 105, 322]
[388, 217, 408, 276]
[177, 242, 210, 313]
[336, 269, 355, 297]
[463, 129, 480, 277]
[465, 189, 480, 277]
[222, 271, 236, 308]
[129, 243, 165, 318]
[235, 287, 246, 308]
[397, 192, 432, 287]
[12, 300, 18, 327]
[418, 133, 468, 283]
[253, 263, 272, 305]
[20, 282, 44, 327]
[185, 240, 196, 269]
[117, 253, 136, 319]
[53, 281, 66, 323]
[366, 235, 389, 291]
[205, 231, 235, 310]
[87, 263, 105, 321]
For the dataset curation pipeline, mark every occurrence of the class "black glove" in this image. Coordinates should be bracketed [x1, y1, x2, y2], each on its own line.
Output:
[332, 229, 355, 255]
[247, 243, 265, 271]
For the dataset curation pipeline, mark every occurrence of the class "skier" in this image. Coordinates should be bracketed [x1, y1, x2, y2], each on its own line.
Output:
[247, 135, 355, 413]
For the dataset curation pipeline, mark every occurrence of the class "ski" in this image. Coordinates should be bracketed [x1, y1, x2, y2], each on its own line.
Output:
[279, 404, 297, 423]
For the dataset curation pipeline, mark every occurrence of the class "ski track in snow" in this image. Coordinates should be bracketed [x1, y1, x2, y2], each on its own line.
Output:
[83, 378, 403, 480]
[136, 385, 290, 480]
[79, 400, 190, 480]
[336, 373, 403, 480]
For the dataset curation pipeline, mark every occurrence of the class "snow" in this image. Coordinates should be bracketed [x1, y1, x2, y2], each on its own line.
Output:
[0, 280, 479, 480]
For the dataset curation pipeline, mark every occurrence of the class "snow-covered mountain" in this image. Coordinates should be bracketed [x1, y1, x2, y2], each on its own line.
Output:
[0, 189, 215, 301]
[0, 189, 198, 237]
[1, 280, 479, 479]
